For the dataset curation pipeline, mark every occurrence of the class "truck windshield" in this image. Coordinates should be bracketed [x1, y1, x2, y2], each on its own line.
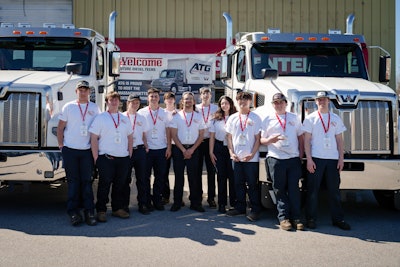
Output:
[0, 37, 92, 75]
[251, 42, 368, 80]
[160, 70, 176, 78]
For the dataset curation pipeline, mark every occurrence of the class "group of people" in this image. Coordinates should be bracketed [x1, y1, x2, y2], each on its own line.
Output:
[57, 80, 350, 231]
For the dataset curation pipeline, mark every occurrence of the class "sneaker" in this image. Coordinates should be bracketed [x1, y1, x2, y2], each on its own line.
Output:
[218, 205, 226, 213]
[170, 203, 181, 212]
[153, 202, 165, 211]
[291, 219, 304, 231]
[226, 209, 246, 217]
[306, 219, 316, 229]
[69, 213, 83, 226]
[190, 205, 205, 212]
[112, 209, 130, 219]
[161, 197, 170, 205]
[207, 199, 217, 209]
[280, 219, 292, 231]
[84, 211, 97, 226]
[138, 205, 151, 215]
[96, 211, 107, 223]
[332, 220, 351, 230]
[246, 212, 260, 222]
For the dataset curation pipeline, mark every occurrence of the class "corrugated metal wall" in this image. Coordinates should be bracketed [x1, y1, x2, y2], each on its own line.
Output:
[72, 0, 396, 89]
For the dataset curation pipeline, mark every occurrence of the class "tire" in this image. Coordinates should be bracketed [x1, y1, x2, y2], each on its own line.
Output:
[373, 190, 395, 209]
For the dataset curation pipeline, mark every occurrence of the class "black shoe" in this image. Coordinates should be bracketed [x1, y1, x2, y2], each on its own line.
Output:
[153, 202, 165, 211]
[146, 203, 155, 212]
[161, 197, 170, 205]
[218, 205, 226, 213]
[307, 219, 317, 229]
[123, 206, 130, 214]
[69, 213, 83, 226]
[139, 205, 151, 215]
[246, 212, 260, 222]
[226, 209, 246, 217]
[170, 203, 181, 212]
[207, 199, 217, 209]
[333, 220, 351, 230]
[190, 205, 205, 212]
[84, 211, 97, 226]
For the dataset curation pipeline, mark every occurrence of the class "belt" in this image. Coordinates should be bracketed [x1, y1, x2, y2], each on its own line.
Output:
[133, 144, 145, 150]
[215, 139, 224, 145]
[101, 154, 126, 160]
[182, 144, 194, 149]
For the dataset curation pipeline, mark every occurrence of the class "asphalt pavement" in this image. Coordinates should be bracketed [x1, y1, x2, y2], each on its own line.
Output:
[0, 173, 399, 267]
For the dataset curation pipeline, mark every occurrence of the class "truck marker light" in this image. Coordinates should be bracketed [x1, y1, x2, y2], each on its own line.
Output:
[309, 37, 317, 41]
[353, 38, 360, 42]
[295, 37, 304, 41]
[321, 37, 330, 41]
[39, 31, 48, 35]
[26, 31, 34, 35]
[261, 37, 269, 41]
[12, 30, 21, 35]
[74, 32, 82, 36]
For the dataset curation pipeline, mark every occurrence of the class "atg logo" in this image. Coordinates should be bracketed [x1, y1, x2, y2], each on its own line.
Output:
[190, 63, 211, 75]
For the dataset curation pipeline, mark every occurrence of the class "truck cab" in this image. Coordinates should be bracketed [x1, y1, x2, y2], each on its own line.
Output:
[220, 12, 400, 209]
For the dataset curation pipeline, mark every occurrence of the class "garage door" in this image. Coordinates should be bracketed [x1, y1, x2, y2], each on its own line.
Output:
[0, 0, 72, 27]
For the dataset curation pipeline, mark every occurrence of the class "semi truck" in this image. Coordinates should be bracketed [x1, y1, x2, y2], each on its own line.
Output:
[220, 12, 400, 209]
[151, 57, 214, 93]
[0, 11, 120, 183]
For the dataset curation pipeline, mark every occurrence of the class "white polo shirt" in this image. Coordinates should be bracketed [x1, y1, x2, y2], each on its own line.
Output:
[209, 115, 230, 145]
[225, 111, 262, 162]
[89, 111, 133, 157]
[261, 111, 303, 159]
[302, 111, 346, 160]
[123, 111, 149, 147]
[59, 100, 100, 150]
[170, 110, 206, 145]
[196, 103, 218, 139]
[138, 106, 168, 150]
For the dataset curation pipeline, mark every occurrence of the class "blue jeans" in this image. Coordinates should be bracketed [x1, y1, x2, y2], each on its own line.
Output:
[145, 148, 167, 205]
[267, 157, 302, 222]
[62, 146, 94, 215]
[306, 157, 344, 222]
[96, 155, 130, 212]
[214, 141, 236, 206]
[124, 146, 147, 207]
[233, 161, 261, 213]
[172, 145, 202, 206]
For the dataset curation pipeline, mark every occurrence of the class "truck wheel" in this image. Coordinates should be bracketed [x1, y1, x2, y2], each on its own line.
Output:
[373, 190, 395, 209]
[170, 84, 177, 93]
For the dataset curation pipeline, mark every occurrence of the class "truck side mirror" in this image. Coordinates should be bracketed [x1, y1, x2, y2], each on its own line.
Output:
[109, 51, 120, 77]
[65, 63, 82, 75]
[98, 85, 104, 94]
[262, 68, 278, 80]
[220, 54, 232, 79]
[379, 55, 391, 83]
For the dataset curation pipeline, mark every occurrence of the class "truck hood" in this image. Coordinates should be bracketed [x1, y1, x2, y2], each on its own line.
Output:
[0, 70, 76, 87]
[248, 76, 394, 95]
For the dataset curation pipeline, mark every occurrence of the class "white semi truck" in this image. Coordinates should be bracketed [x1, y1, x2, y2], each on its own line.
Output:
[151, 57, 214, 93]
[220, 12, 400, 209]
[0, 11, 120, 183]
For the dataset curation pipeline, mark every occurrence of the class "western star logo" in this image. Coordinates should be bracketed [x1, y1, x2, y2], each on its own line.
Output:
[332, 89, 360, 106]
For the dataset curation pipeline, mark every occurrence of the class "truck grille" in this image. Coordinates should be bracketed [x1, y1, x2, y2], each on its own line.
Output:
[0, 93, 40, 146]
[303, 100, 390, 154]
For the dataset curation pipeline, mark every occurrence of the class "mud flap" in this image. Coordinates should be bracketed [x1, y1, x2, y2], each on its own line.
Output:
[260, 181, 276, 209]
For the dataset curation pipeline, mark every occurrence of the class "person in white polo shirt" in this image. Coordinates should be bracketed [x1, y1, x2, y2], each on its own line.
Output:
[302, 91, 350, 230]
[89, 91, 133, 222]
[57, 80, 99, 226]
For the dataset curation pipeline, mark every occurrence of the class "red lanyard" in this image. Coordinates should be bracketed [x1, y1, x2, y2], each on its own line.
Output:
[77, 101, 89, 122]
[108, 111, 120, 129]
[318, 111, 330, 133]
[183, 111, 194, 127]
[127, 113, 137, 131]
[201, 105, 211, 123]
[239, 112, 249, 132]
[275, 112, 287, 132]
[149, 106, 159, 125]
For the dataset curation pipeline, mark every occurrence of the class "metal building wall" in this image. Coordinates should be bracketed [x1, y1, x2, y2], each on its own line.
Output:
[72, 0, 396, 89]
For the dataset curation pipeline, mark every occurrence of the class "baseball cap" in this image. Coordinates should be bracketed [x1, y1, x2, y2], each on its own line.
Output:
[127, 93, 141, 102]
[315, 91, 329, 99]
[271, 93, 287, 103]
[76, 80, 90, 89]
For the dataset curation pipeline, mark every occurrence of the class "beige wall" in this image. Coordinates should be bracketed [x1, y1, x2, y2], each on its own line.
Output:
[73, 0, 396, 89]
